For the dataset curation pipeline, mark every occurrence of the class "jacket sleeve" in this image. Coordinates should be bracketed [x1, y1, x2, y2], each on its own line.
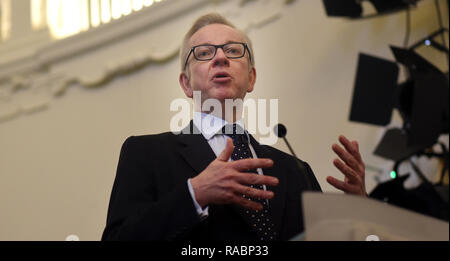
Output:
[101, 136, 202, 241]
[302, 161, 322, 192]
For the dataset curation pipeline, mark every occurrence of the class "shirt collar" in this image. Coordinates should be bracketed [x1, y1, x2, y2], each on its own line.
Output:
[193, 111, 247, 141]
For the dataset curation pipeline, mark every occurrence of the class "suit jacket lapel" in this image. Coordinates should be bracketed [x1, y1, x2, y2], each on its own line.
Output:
[249, 134, 287, 235]
[176, 121, 217, 178]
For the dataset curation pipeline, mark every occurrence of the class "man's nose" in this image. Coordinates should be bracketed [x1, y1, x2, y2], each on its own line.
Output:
[212, 48, 230, 67]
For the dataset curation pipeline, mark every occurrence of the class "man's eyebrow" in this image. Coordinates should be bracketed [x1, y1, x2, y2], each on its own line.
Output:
[193, 40, 242, 46]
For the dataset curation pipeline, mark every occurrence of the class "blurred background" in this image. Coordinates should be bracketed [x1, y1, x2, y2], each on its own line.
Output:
[0, 0, 448, 240]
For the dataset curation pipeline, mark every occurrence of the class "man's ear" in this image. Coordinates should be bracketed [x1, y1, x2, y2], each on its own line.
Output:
[247, 67, 256, 93]
[179, 72, 193, 98]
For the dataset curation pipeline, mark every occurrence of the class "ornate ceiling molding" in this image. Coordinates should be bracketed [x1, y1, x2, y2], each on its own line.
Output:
[0, 0, 296, 122]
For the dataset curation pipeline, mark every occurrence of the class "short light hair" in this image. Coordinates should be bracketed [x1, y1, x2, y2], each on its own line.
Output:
[180, 13, 255, 73]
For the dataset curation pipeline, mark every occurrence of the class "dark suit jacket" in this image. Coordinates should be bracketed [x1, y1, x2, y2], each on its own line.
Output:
[101, 121, 321, 241]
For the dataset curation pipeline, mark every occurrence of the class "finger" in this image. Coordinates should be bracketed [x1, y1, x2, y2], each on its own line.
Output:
[234, 195, 263, 211]
[352, 140, 364, 166]
[339, 135, 363, 165]
[217, 138, 234, 162]
[332, 143, 361, 172]
[326, 176, 358, 194]
[231, 158, 274, 171]
[234, 183, 274, 200]
[333, 158, 361, 184]
[234, 172, 279, 187]
[353, 140, 359, 151]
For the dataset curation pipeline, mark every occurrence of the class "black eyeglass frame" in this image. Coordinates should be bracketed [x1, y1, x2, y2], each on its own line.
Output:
[183, 42, 252, 71]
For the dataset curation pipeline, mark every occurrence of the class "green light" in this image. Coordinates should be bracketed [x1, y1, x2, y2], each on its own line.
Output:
[390, 171, 397, 179]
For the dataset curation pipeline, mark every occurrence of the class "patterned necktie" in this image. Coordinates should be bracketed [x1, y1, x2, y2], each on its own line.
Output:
[221, 124, 277, 241]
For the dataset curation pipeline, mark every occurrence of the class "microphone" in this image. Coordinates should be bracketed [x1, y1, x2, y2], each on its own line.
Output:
[274, 124, 313, 189]
[274, 124, 298, 159]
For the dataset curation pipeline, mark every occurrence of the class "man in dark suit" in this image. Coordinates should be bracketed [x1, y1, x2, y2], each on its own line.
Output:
[102, 13, 367, 241]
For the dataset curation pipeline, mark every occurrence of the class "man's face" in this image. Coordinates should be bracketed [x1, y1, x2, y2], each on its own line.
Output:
[180, 24, 256, 104]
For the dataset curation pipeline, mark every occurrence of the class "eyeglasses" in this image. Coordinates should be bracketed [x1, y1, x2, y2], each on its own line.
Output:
[183, 42, 252, 70]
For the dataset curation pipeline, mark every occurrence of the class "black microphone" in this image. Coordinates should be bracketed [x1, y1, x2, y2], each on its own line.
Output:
[274, 124, 312, 189]
[274, 124, 298, 159]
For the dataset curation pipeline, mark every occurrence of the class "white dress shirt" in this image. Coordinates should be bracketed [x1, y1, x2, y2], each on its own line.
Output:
[187, 112, 266, 218]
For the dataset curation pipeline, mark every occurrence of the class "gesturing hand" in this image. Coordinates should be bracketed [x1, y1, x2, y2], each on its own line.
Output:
[326, 135, 367, 196]
[190, 138, 279, 211]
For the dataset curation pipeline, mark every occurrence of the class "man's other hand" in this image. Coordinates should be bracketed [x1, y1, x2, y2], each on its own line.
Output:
[326, 135, 367, 196]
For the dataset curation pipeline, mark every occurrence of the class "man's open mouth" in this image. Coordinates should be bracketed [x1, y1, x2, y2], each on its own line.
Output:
[212, 72, 232, 82]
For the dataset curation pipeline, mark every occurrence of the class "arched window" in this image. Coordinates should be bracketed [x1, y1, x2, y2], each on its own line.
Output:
[0, 0, 11, 42]
[30, 0, 164, 40]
